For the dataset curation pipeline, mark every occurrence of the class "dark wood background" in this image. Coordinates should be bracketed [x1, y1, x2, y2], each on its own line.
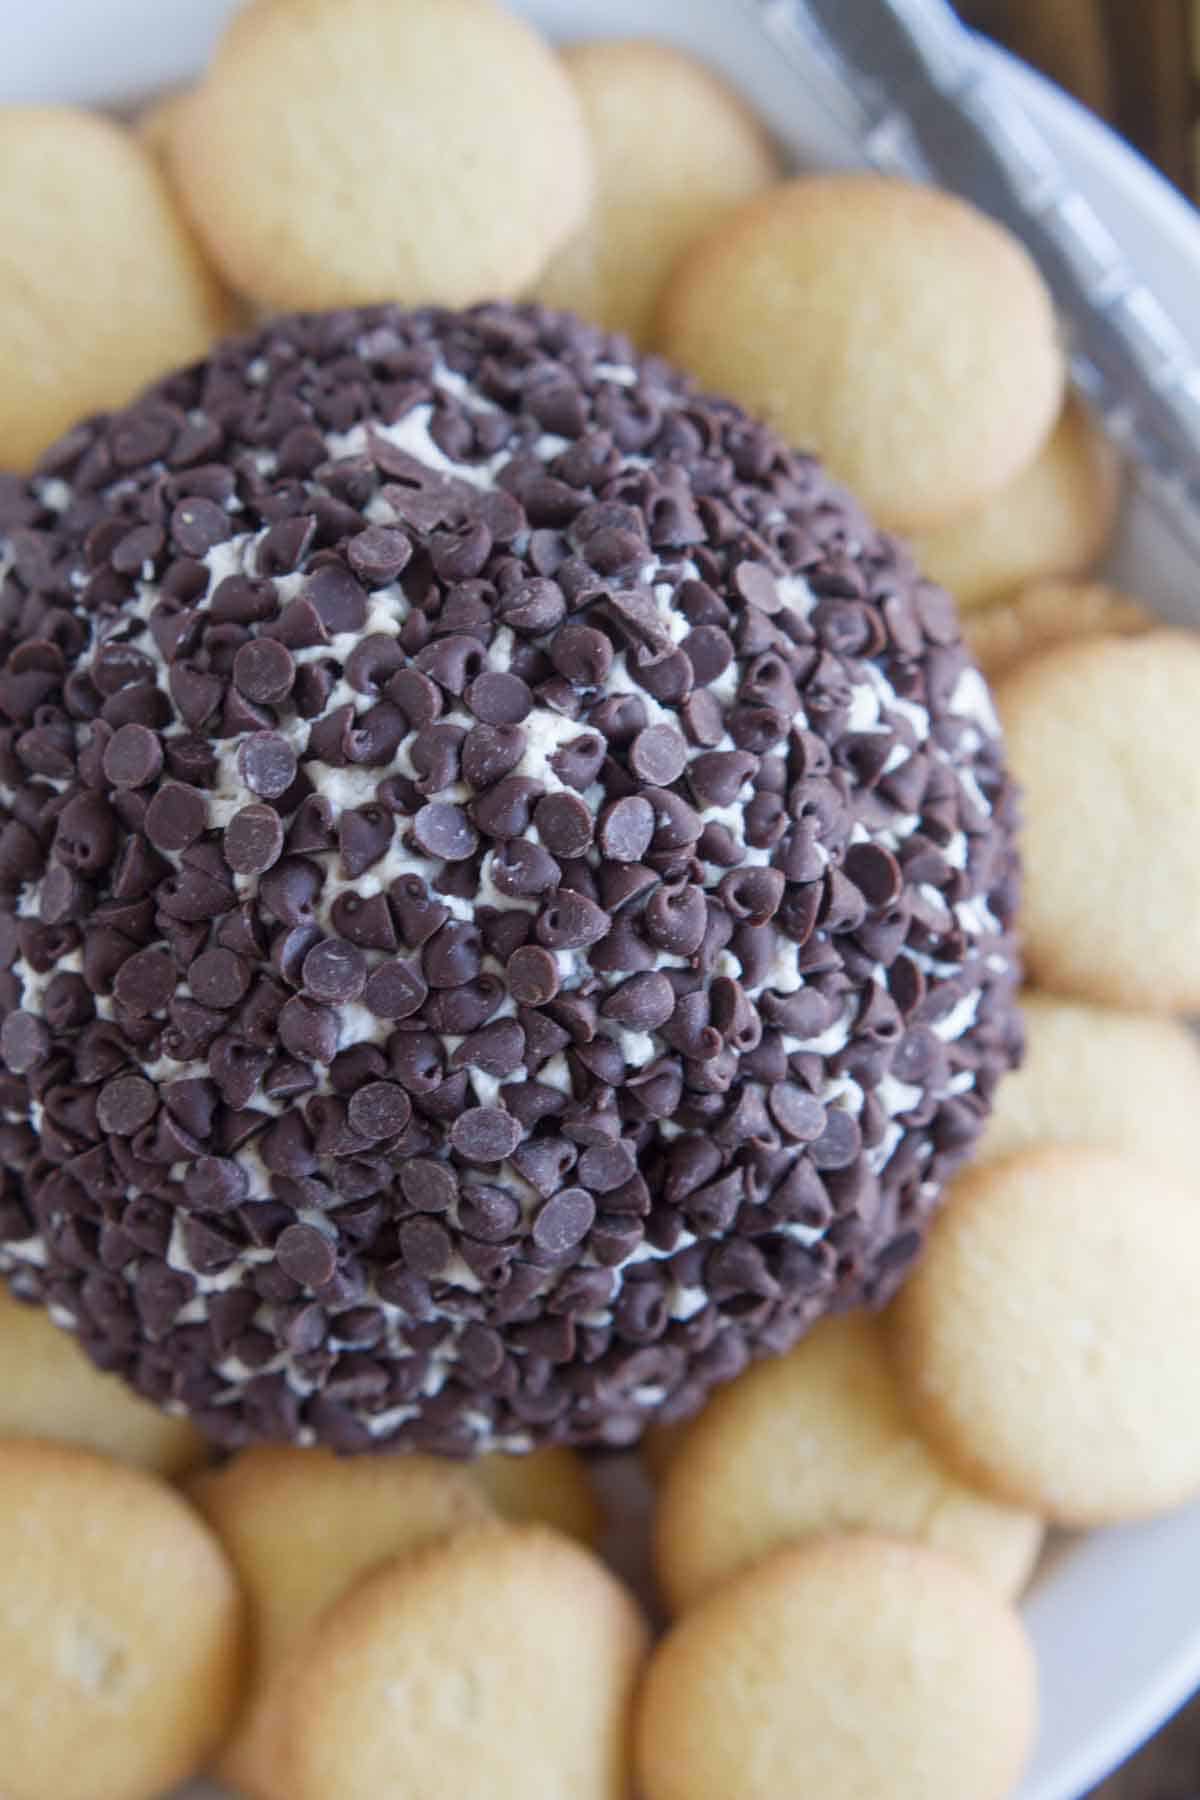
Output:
[1092, 1694, 1200, 1797]
[958, 0, 1197, 200]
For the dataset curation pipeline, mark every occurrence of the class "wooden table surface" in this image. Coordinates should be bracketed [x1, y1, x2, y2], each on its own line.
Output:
[1091, 1692, 1200, 1795]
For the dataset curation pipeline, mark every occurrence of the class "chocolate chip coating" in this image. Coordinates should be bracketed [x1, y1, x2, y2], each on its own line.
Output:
[0, 301, 1019, 1457]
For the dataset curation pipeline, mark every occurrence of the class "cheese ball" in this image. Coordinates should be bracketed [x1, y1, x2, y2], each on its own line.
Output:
[0, 302, 1020, 1454]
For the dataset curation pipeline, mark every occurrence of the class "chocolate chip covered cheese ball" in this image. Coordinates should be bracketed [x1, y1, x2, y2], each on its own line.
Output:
[0, 303, 1020, 1454]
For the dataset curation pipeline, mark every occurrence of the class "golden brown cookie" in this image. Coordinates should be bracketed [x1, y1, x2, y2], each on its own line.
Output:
[171, 0, 592, 312]
[532, 40, 780, 345]
[189, 1444, 492, 1799]
[914, 398, 1122, 610]
[890, 1146, 1200, 1524]
[654, 1313, 1041, 1613]
[964, 578, 1151, 680]
[0, 1283, 206, 1478]
[978, 990, 1200, 1180]
[280, 1521, 647, 1800]
[473, 1447, 602, 1545]
[656, 173, 1063, 532]
[0, 1438, 243, 1800]
[0, 106, 234, 470]
[995, 628, 1200, 1009]
[636, 1534, 1037, 1800]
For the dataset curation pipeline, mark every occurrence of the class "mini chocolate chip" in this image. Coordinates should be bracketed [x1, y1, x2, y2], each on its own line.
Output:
[233, 637, 295, 705]
[189, 947, 250, 1009]
[598, 796, 655, 862]
[464, 670, 532, 725]
[276, 1222, 337, 1288]
[470, 775, 544, 840]
[302, 938, 366, 1003]
[451, 1018, 526, 1078]
[259, 857, 323, 926]
[496, 577, 565, 634]
[347, 525, 412, 585]
[718, 866, 785, 926]
[347, 1081, 412, 1140]
[412, 801, 478, 862]
[536, 889, 610, 951]
[550, 622, 613, 688]
[238, 732, 297, 800]
[144, 782, 208, 853]
[0, 1011, 50, 1074]
[809, 1108, 862, 1170]
[183, 1155, 248, 1212]
[506, 945, 560, 1006]
[398, 1217, 452, 1278]
[532, 792, 593, 858]
[843, 842, 904, 907]
[489, 840, 561, 899]
[37, 865, 85, 927]
[532, 1187, 595, 1254]
[462, 724, 526, 790]
[768, 1083, 827, 1141]
[96, 1073, 157, 1134]
[288, 795, 336, 855]
[450, 1106, 521, 1163]
[332, 890, 398, 953]
[224, 803, 285, 875]
[643, 882, 707, 955]
[687, 750, 759, 808]
[459, 1322, 505, 1378]
[362, 959, 427, 1019]
[422, 921, 481, 988]
[102, 722, 163, 790]
[344, 635, 404, 699]
[399, 1159, 458, 1213]
[279, 994, 339, 1063]
[577, 1141, 636, 1193]
[113, 946, 176, 1016]
[306, 562, 368, 634]
[171, 497, 231, 557]
[415, 635, 487, 698]
[600, 971, 675, 1030]
[339, 805, 394, 879]
[629, 723, 688, 786]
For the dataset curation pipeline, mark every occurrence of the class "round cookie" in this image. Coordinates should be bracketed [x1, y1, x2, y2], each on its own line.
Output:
[964, 578, 1150, 681]
[188, 1444, 492, 1799]
[996, 628, 1200, 1010]
[170, 0, 591, 312]
[474, 1447, 601, 1545]
[890, 1145, 1200, 1524]
[977, 990, 1200, 1181]
[0, 106, 233, 470]
[635, 1534, 1037, 1800]
[0, 300, 1023, 1456]
[532, 40, 780, 346]
[655, 1312, 1042, 1613]
[0, 1438, 243, 1800]
[914, 398, 1122, 611]
[279, 1522, 647, 1800]
[657, 173, 1064, 532]
[0, 1281, 206, 1477]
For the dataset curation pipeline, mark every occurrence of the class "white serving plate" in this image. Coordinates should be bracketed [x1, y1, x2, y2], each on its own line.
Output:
[6, 4, 1200, 1797]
